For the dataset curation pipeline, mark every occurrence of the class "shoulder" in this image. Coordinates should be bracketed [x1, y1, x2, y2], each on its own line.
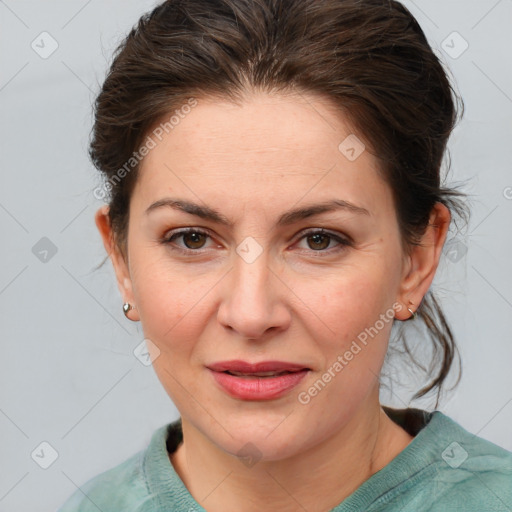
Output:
[430, 411, 512, 471]
[415, 412, 512, 510]
[372, 409, 512, 511]
[57, 423, 174, 512]
[57, 450, 148, 512]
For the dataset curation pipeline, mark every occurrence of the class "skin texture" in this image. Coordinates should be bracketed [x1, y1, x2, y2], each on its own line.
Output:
[95, 89, 450, 512]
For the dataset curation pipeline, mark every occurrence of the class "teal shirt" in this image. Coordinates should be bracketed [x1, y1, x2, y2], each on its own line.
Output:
[58, 408, 512, 511]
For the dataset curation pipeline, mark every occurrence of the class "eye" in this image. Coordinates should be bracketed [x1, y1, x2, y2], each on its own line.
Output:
[160, 227, 351, 256]
[294, 229, 351, 254]
[161, 228, 214, 252]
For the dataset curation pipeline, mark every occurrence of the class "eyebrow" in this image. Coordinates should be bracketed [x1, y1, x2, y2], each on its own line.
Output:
[145, 197, 370, 226]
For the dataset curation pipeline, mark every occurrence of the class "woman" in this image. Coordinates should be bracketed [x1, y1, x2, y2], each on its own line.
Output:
[58, 0, 512, 510]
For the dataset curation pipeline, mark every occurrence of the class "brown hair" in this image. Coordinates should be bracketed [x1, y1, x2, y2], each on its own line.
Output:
[91, 0, 468, 407]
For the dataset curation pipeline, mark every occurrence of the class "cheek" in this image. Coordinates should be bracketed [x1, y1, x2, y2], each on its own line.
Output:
[130, 256, 207, 354]
[290, 261, 399, 410]
[293, 269, 396, 425]
[300, 263, 396, 344]
[133, 267, 211, 405]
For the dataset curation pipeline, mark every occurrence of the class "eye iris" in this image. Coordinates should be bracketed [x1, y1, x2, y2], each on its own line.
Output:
[308, 233, 330, 250]
[183, 232, 206, 249]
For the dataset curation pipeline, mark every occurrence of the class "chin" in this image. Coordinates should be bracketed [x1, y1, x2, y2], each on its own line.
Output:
[224, 435, 302, 464]
[205, 414, 314, 464]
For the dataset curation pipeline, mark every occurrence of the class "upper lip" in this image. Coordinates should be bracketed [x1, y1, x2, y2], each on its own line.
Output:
[207, 360, 310, 373]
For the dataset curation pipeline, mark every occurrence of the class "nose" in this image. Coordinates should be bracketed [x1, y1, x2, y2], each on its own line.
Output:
[216, 250, 291, 340]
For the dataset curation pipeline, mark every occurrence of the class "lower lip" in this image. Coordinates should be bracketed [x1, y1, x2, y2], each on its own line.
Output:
[208, 369, 309, 400]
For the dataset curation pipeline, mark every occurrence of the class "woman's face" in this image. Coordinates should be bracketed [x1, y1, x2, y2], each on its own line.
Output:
[103, 91, 415, 460]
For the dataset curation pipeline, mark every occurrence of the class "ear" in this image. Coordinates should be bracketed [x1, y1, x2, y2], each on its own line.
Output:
[95, 205, 140, 321]
[395, 202, 451, 320]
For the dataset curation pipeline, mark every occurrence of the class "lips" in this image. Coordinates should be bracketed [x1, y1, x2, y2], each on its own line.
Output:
[207, 360, 310, 375]
[207, 360, 310, 400]
[225, 370, 296, 377]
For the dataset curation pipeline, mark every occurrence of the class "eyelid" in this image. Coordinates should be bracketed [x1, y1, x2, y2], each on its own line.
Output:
[161, 226, 352, 255]
[161, 227, 217, 250]
[293, 227, 352, 244]
[291, 228, 352, 255]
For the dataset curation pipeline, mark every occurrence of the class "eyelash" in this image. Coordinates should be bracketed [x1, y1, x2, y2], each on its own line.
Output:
[160, 227, 352, 257]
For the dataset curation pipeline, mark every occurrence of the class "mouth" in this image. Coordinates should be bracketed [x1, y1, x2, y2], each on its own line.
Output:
[206, 360, 311, 400]
[207, 360, 311, 374]
[221, 369, 305, 378]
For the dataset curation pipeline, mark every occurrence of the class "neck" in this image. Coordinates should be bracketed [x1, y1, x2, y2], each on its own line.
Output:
[169, 395, 413, 512]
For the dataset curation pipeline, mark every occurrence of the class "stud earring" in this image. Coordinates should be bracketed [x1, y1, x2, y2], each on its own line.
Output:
[123, 302, 137, 319]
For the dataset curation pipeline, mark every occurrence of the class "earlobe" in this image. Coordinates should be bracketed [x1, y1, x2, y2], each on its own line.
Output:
[395, 203, 451, 321]
[94, 206, 140, 321]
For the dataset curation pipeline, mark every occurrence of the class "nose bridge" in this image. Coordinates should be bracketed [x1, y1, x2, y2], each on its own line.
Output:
[217, 243, 288, 339]
[234, 248, 270, 302]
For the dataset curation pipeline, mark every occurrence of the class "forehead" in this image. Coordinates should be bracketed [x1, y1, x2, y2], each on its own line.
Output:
[132, 91, 388, 213]
[143, 91, 361, 163]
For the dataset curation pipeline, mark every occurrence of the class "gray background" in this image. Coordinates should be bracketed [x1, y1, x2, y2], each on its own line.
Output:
[0, 1, 511, 510]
